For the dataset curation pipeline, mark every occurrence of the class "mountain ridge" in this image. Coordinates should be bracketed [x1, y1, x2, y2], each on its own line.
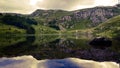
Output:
[30, 4, 120, 30]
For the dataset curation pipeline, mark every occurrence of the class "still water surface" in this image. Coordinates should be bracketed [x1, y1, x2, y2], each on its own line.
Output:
[0, 35, 120, 62]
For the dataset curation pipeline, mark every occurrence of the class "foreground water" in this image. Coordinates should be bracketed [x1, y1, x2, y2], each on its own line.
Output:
[0, 56, 119, 68]
[0, 35, 120, 68]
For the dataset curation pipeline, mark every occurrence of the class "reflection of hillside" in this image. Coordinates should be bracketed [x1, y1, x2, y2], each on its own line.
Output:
[59, 34, 93, 40]
[0, 36, 26, 47]
[33, 35, 59, 45]
[0, 36, 35, 57]
[32, 39, 91, 60]
[111, 40, 120, 53]
[0, 37, 89, 60]
[0, 35, 120, 63]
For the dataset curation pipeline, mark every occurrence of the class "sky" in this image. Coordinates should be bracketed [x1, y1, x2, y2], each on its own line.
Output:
[0, 0, 118, 14]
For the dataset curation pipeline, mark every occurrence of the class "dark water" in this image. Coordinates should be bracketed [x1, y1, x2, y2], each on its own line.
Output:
[0, 35, 120, 63]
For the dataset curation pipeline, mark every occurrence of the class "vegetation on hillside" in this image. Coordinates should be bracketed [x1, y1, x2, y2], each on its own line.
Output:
[33, 25, 59, 34]
[0, 14, 37, 34]
[0, 13, 59, 35]
[0, 22, 26, 35]
[94, 15, 120, 38]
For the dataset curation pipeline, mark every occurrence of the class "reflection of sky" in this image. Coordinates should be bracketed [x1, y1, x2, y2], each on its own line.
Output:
[0, 56, 119, 68]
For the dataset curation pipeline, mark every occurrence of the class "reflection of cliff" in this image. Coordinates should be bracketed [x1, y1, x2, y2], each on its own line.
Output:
[55, 39, 76, 47]
[65, 48, 120, 63]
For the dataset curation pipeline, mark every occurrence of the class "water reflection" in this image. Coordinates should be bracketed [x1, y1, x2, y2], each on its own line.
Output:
[0, 35, 120, 63]
[0, 56, 119, 68]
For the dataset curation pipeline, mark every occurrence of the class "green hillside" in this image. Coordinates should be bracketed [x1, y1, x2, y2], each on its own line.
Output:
[0, 13, 59, 35]
[94, 15, 120, 38]
[0, 14, 37, 34]
[0, 22, 26, 35]
[33, 25, 59, 34]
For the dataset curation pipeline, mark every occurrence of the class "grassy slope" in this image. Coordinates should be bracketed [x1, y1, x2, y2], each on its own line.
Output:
[33, 25, 59, 34]
[0, 14, 26, 35]
[67, 19, 92, 30]
[65, 15, 120, 39]
[0, 22, 26, 35]
[0, 14, 37, 34]
[94, 15, 120, 38]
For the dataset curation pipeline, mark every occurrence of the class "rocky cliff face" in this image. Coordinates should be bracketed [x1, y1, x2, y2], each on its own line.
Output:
[31, 4, 120, 30]
[72, 7, 115, 25]
[62, 5, 120, 26]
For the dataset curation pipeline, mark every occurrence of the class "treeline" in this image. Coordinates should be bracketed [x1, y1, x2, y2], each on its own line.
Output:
[0, 14, 37, 34]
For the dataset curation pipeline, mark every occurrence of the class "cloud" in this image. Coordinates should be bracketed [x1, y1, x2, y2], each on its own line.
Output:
[0, 0, 35, 14]
[36, 0, 95, 10]
[95, 0, 118, 6]
[0, 0, 118, 14]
